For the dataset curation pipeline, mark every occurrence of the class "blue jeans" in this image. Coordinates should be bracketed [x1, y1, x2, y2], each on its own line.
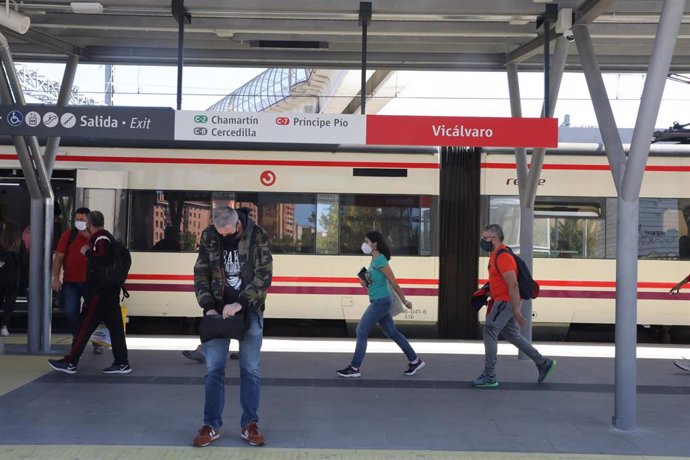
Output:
[351, 296, 417, 369]
[203, 309, 263, 430]
[61, 282, 88, 337]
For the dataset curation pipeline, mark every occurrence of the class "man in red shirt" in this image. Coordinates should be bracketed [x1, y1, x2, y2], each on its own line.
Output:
[471, 224, 556, 388]
[52, 208, 93, 337]
[48, 210, 131, 375]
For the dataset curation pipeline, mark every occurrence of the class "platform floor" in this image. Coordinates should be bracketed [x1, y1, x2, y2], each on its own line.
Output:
[1, 335, 690, 459]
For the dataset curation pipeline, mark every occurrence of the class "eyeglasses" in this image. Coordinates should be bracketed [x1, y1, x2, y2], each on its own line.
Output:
[482, 235, 496, 242]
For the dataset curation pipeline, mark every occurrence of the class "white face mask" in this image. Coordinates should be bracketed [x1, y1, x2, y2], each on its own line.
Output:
[75, 221, 87, 231]
[361, 242, 373, 255]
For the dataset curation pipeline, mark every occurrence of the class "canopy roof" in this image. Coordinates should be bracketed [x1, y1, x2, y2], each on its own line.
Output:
[2, 1, 689, 72]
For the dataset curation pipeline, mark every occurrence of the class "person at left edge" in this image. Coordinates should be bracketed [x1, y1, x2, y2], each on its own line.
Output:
[191, 207, 273, 448]
[48, 210, 131, 375]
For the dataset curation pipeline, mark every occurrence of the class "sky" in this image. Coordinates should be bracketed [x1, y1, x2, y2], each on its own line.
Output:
[16, 62, 690, 129]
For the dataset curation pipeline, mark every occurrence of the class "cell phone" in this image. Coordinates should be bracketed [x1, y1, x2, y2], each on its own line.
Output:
[357, 267, 369, 286]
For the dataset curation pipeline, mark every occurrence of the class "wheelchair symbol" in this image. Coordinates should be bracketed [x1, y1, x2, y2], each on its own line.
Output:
[7, 110, 23, 127]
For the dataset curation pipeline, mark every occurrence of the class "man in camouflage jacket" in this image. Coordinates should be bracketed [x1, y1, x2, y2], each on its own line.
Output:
[192, 206, 272, 448]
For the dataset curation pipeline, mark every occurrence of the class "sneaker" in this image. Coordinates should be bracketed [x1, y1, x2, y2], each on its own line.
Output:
[241, 421, 266, 446]
[182, 348, 205, 363]
[537, 358, 557, 383]
[403, 359, 426, 376]
[0, 326, 8, 337]
[674, 359, 690, 372]
[48, 359, 77, 374]
[92, 343, 104, 355]
[471, 371, 498, 388]
[102, 363, 132, 374]
[336, 365, 361, 378]
[193, 425, 220, 447]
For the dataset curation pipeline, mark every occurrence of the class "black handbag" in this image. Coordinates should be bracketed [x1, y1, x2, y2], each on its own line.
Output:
[199, 311, 249, 342]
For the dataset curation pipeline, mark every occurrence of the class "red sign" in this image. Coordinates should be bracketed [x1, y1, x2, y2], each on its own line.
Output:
[365, 115, 558, 148]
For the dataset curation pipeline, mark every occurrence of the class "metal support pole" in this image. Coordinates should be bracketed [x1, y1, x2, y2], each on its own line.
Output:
[543, 19, 550, 118]
[573, 24, 626, 189]
[45, 55, 78, 176]
[507, 37, 568, 351]
[573, 0, 686, 431]
[359, 2, 372, 115]
[176, 19, 184, 110]
[172, 0, 190, 111]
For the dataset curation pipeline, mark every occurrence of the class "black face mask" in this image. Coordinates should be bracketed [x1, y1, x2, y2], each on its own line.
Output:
[480, 239, 494, 252]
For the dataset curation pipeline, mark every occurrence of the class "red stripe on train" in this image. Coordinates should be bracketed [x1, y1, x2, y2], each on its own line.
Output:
[124, 283, 438, 296]
[0, 153, 438, 169]
[482, 162, 690, 172]
[127, 274, 438, 285]
[121, 283, 690, 300]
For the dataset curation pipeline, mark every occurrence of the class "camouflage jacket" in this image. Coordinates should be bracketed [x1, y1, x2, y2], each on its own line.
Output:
[193, 213, 273, 315]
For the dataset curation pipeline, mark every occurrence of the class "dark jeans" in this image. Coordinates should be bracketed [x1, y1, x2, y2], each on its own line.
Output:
[0, 284, 18, 328]
[61, 282, 88, 337]
[65, 286, 128, 366]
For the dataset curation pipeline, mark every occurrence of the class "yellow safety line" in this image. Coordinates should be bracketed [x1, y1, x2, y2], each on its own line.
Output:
[0, 355, 50, 396]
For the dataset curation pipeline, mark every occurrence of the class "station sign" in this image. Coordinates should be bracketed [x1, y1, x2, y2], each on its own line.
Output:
[174, 111, 366, 144]
[0, 106, 174, 140]
[366, 115, 558, 148]
[0, 106, 558, 148]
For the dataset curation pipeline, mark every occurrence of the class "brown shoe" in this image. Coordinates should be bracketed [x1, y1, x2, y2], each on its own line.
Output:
[193, 425, 220, 447]
[240, 421, 266, 446]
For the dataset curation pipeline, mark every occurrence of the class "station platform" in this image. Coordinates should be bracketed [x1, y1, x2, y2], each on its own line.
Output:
[1, 335, 690, 460]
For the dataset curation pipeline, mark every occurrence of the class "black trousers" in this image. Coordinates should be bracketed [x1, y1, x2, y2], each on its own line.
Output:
[0, 284, 18, 328]
[66, 286, 128, 366]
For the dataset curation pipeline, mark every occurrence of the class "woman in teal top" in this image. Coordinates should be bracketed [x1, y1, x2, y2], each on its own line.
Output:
[336, 231, 425, 378]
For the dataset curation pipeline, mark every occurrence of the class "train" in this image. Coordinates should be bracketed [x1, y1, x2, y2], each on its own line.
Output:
[1, 141, 689, 338]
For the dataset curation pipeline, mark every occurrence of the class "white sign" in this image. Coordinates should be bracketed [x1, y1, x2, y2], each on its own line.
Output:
[174, 111, 366, 144]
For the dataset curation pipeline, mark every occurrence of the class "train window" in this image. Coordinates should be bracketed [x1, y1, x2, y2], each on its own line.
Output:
[637, 198, 690, 260]
[489, 196, 606, 259]
[129, 190, 317, 254]
[338, 194, 426, 256]
[316, 194, 339, 255]
[231, 192, 316, 254]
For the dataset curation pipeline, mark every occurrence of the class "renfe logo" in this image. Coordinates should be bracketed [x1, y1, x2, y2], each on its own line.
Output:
[260, 170, 276, 186]
[275, 117, 290, 126]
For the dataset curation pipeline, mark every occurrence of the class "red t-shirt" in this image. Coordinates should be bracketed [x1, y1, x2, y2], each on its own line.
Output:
[488, 244, 518, 301]
[56, 229, 90, 283]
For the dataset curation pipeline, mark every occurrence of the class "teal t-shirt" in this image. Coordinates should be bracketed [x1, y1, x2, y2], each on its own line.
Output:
[367, 253, 391, 301]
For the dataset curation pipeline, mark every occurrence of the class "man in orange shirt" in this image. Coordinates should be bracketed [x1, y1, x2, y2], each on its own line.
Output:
[471, 224, 557, 388]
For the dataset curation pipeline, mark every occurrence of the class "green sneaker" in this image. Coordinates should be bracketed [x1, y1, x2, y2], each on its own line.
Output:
[537, 358, 557, 383]
[471, 371, 498, 388]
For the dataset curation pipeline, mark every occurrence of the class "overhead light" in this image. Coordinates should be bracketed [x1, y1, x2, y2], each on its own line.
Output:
[0, 7, 30, 34]
[70, 2, 104, 14]
[215, 29, 234, 38]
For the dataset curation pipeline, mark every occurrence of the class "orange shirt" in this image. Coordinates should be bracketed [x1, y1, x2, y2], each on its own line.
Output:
[488, 244, 518, 301]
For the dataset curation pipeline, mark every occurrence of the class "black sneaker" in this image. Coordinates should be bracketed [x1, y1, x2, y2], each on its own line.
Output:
[537, 358, 557, 383]
[102, 363, 132, 374]
[48, 359, 76, 374]
[336, 365, 361, 378]
[403, 359, 426, 376]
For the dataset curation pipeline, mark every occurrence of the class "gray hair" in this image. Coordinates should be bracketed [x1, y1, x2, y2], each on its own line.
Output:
[87, 210, 105, 228]
[212, 206, 238, 228]
[483, 223, 504, 241]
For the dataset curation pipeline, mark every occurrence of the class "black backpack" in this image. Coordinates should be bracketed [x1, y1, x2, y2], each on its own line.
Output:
[495, 247, 540, 300]
[91, 234, 132, 289]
